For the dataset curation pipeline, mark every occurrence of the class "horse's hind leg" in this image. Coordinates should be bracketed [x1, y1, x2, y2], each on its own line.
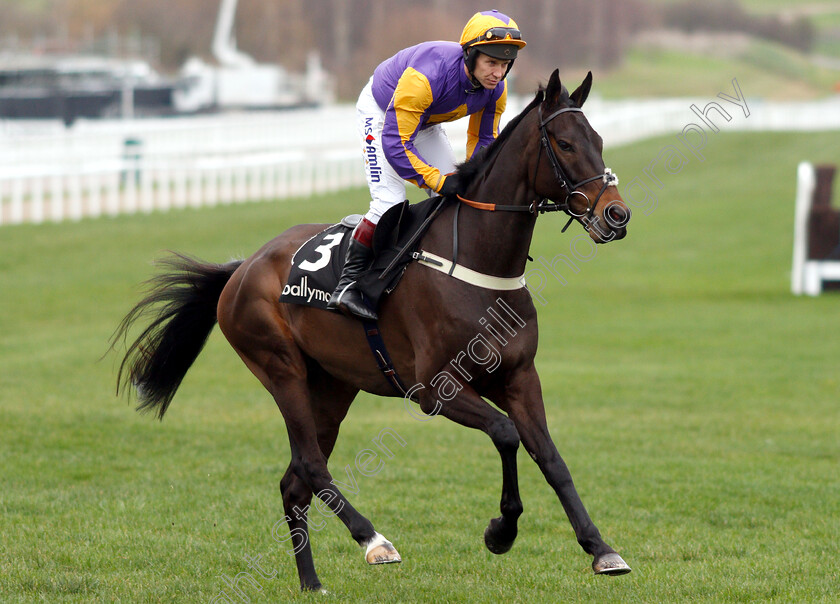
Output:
[219, 278, 399, 590]
[274, 373, 400, 583]
[279, 453, 321, 590]
[278, 366, 361, 591]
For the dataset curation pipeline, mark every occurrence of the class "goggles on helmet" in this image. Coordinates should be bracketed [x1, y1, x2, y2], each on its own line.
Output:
[463, 27, 522, 48]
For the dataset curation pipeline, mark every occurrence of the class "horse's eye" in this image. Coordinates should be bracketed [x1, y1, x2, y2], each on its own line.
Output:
[557, 140, 574, 152]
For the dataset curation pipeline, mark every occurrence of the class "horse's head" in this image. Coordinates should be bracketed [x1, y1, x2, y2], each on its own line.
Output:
[532, 70, 630, 243]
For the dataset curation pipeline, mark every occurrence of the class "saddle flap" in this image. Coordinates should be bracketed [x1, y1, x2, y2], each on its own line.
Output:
[372, 201, 408, 256]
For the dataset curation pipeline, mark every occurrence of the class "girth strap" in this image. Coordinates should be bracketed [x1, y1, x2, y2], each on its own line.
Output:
[361, 320, 417, 401]
[412, 250, 525, 290]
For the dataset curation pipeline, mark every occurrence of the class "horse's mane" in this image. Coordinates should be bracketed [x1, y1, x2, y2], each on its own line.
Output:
[456, 83, 571, 187]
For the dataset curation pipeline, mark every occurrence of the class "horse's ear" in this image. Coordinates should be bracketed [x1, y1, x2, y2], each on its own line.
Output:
[570, 71, 593, 108]
[544, 69, 563, 105]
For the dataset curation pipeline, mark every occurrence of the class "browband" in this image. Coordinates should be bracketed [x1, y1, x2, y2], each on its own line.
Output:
[540, 106, 582, 128]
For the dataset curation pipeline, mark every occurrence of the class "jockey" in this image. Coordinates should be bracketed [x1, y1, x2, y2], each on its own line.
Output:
[328, 9, 527, 321]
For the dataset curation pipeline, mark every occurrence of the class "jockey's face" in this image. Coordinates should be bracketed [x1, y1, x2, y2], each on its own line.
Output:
[471, 53, 511, 89]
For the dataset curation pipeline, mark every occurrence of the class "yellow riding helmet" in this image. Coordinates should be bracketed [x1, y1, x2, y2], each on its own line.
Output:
[460, 10, 527, 62]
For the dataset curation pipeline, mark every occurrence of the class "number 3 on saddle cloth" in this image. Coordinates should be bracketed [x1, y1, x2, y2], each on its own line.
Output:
[279, 197, 442, 398]
[280, 197, 440, 311]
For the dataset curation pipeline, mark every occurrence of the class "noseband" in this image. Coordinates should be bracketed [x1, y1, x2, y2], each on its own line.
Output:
[457, 103, 619, 234]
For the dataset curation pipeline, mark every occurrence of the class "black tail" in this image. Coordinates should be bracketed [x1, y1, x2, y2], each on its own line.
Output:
[111, 253, 243, 420]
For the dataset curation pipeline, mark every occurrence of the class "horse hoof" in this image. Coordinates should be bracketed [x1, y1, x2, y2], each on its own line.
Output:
[593, 552, 632, 575]
[484, 519, 515, 555]
[364, 532, 402, 565]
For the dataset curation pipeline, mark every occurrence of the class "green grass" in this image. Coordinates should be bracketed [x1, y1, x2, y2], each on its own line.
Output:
[2, 130, 840, 602]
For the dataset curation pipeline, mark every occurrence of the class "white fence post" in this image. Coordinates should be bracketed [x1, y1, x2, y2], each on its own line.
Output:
[68, 173, 82, 221]
[234, 164, 248, 203]
[106, 172, 120, 216]
[124, 169, 137, 214]
[10, 177, 24, 224]
[87, 172, 102, 219]
[205, 167, 218, 207]
[220, 165, 233, 205]
[50, 174, 63, 222]
[31, 177, 45, 224]
[188, 168, 202, 208]
[792, 162, 814, 296]
[174, 168, 187, 209]
[140, 168, 154, 213]
[156, 167, 172, 212]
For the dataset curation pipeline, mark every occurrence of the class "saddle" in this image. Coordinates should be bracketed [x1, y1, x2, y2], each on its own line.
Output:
[279, 197, 445, 311]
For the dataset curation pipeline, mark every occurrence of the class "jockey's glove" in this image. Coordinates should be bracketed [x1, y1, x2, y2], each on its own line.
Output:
[439, 173, 461, 197]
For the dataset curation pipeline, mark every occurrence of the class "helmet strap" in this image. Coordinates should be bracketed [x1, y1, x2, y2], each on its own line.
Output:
[463, 49, 482, 92]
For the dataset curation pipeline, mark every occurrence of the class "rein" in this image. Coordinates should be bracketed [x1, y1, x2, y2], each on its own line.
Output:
[457, 104, 619, 234]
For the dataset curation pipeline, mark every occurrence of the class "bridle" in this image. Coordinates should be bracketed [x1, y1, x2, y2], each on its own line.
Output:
[457, 102, 620, 234]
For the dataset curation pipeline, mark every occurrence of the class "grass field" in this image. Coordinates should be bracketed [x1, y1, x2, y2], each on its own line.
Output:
[590, 38, 840, 99]
[586, 1, 840, 100]
[2, 129, 840, 603]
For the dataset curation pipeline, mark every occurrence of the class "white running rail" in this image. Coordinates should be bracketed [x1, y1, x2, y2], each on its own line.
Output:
[2, 96, 840, 226]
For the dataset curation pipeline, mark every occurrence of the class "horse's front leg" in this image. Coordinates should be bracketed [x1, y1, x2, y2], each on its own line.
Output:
[504, 364, 631, 575]
[415, 383, 523, 554]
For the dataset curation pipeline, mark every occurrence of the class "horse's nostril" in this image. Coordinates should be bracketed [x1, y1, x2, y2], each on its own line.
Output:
[604, 203, 630, 229]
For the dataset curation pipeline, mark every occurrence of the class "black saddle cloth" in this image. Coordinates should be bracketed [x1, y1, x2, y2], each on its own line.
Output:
[279, 197, 445, 311]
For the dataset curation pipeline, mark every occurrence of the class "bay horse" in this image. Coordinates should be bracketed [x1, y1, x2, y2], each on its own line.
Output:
[113, 70, 633, 591]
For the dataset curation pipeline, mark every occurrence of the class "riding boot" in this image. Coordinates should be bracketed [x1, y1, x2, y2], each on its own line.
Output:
[327, 238, 378, 321]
